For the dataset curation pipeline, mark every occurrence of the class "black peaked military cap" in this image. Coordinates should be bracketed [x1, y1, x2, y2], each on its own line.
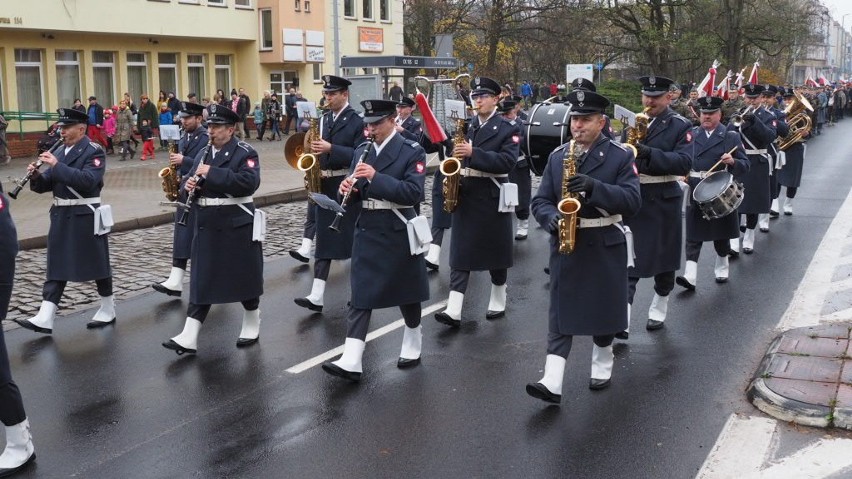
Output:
[322, 75, 352, 92]
[761, 84, 778, 96]
[56, 107, 89, 126]
[696, 96, 724, 113]
[398, 97, 416, 108]
[639, 75, 675, 97]
[566, 89, 610, 116]
[743, 83, 765, 97]
[498, 99, 518, 113]
[571, 77, 597, 92]
[471, 76, 501, 97]
[179, 101, 205, 118]
[361, 99, 398, 124]
[206, 103, 241, 125]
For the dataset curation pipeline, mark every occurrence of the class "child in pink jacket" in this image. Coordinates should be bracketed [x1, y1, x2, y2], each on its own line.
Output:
[103, 109, 117, 155]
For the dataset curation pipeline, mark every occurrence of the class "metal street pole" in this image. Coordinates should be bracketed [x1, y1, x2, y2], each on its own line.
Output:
[843, 14, 851, 77]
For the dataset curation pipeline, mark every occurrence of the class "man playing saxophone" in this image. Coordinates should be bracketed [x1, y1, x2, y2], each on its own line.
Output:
[621, 76, 692, 336]
[152, 101, 208, 297]
[526, 89, 641, 404]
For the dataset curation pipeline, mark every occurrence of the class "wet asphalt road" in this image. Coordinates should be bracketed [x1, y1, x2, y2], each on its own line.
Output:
[6, 122, 852, 478]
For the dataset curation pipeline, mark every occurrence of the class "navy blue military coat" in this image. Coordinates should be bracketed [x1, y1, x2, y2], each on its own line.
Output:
[507, 116, 532, 215]
[187, 138, 263, 305]
[30, 137, 111, 282]
[778, 141, 806, 188]
[531, 135, 641, 336]
[314, 104, 366, 260]
[0, 187, 18, 319]
[449, 112, 520, 271]
[347, 132, 429, 309]
[172, 125, 209, 260]
[728, 106, 776, 214]
[686, 125, 749, 242]
[397, 116, 422, 141]
[622, 108, 692, 277]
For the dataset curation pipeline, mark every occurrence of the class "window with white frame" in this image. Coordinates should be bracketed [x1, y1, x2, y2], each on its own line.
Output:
[363, 0, 373, 20]
[260, 9, 273, 50]
[215, 55, 231, 93]
[208, 0, 225, 6]
[158, 53, 178, 96]
[270, 73, 283, 96]
[92, 51, 115, 107]
[294, 0, 300, 11]
[187, 54, 206, 98]
[126, 52, 148, 102]
[14, 49, 43, 112]
[312, 64, 322, 83]
[55, 51, 81, 108]
[304, 0, 311, 12]
[380, 0, 389, 21]
[235, 0, 251, 7]
[344, 0, 355, 18]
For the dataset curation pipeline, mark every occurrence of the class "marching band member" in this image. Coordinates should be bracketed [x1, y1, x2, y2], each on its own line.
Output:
[569, 78, 616, 140]
[0, 184, 36, 476]
[776, 89, 808, 216]
[152, 101, 209, 297]
[162, 105, 263, 354]
[759, 85, 790, 228]
[294, 76, 366, 312]
[14, 108, 115, 334]
[434, 76, 520, 326]
[395, 97, 422, 141]
[676, 96, 749, 289]
[621, 75, 692, 335]
[727, 84, 777, 256]
[526, 89, 641, 403]
[322, 100, 429, 381]
[501, 97, 533, 240]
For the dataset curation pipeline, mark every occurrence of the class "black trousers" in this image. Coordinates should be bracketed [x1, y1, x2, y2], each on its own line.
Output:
[740, 214, 758, 230]
[302, 200, 316, 239]
[346, 303, 421, 341]
[187, 297, 260, 322]
[172, 258, 188, 269]
[450, 268, 507, 293]
[685, 240, 730, 262]
[627, 271, 675, 304]
[314, 258, 331, 281]
[43, 277, 113, 304]
[776, 183, 798, 199]
[547, 332, 615, 358]
[431, 227, 446, 247]
[1, 236, 26, 426]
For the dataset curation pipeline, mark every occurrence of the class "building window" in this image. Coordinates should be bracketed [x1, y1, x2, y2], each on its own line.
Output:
[208, 0, 226, 6]
[187, 54, 206, 99]
[215, 55, 231, 94]
[380, 0, 389, 21]
[344, 0, 355, 18]
[341, 67, 355, 77]
[363, 0, 373, 20]
[304, 0, 311, 12]
[55, 51, 81, 109]
[294, 0, 300, 11]
[126, 52, 148, 103]
[92, 51, 115, 107]
[235, 0, 251, 7]
[312, 64, 322, 83]
[158, 53, 178, 96]
[14, 49, 43, 112]
[178, 0, 199, 4]
[259, 9, 273, 50]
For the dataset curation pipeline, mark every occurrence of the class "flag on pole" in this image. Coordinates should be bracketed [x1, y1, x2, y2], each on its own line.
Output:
[818, 73, 828, 86]
[716, 70, 732, 100]
[805, 76, 818, 87]
[696, 60, 720, 98]
[734, 68, 746, 90]
[748, 62, 759, 85]
[414, 87, 447, 143]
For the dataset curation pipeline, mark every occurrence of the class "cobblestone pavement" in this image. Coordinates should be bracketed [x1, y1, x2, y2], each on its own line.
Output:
[4, 174, 541, 331]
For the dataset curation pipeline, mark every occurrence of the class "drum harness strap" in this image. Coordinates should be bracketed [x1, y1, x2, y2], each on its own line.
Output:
[740, 130, 772, 177]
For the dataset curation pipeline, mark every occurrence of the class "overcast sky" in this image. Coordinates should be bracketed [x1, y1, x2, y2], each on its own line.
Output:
[822, 0, 852, 29]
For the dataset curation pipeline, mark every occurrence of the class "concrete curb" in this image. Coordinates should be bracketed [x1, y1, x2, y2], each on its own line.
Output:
[17, 187, 308, 251]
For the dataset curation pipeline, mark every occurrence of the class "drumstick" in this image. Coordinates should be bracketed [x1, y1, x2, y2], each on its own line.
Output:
[706, 146, 739, 175]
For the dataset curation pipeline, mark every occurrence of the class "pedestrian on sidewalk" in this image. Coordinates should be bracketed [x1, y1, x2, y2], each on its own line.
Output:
[267, 93, 282, 141]
[158, 105, 173, 150]
[0, 113, 10, 165]
[115, 101, 135, 161]
[0, 183, 37, 476]
[86, 96, 107, 148]
[253, 103, 264, 140]
[140, 119, 155, 160]
[103, 109, 116, 155]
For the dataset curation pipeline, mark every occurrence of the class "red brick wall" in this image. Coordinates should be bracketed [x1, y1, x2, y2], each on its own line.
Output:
[5, 133, 42, 158]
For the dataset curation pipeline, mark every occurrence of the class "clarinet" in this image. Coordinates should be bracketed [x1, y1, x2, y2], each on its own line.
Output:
[9, 138, 64, 199]
[329, 136, 376, 232]
[177, 137, 213, 226]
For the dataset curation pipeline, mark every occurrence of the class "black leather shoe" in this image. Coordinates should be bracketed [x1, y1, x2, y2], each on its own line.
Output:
[12, 319, 52, 334]
[759, 227, 769, 233]
[675, 276, 695, 291]
[743, 247, 753, 254]
[589, 378, 611, 390]
[543, 267, 550, 275]
[485, 309, 505, 320]
[434, 311, 460, 328]
[86, 317, 116, 329]
[162, 339, 196, 355]
[646, 319, 664, 331]
[397, 357, 421, 369]
[425, 259, 439, 271]
[321, 362, 361, 382]
[769, 210, 779, 218]
[525, 383, 561, 404]
[515, 232, 528, 240]
[715, 276, 728, 284]
[152, 283, 182, 297]
[294, 297, 323, 312]
[0, 451, 36, 477]
[784, 210, 793, 216]
[728, 250, 740, 259]
[614, 331, 629, 340]
[289, 250, 310, 263]
[236, 337, 259, 347]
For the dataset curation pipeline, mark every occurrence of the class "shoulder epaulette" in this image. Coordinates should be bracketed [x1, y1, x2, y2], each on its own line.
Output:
[671, 114, 691, 125]
[237, 140, 252, 151]
[609, 140, 629, 151]
[89, 142, 103, 150]
[404, 139, 421, 149]
[552, 143, 570, 153]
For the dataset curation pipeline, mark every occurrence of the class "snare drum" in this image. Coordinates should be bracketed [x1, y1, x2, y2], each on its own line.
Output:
[525, 102, 571, 176]
[692, 171, 744, 220]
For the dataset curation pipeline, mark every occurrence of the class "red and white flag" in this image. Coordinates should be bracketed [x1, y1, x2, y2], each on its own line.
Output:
[805, 76, 818, 88]
[696, 60, 720, 98]
[734, 68, 746, 90]
[818, 74, 828, 86]
[414, 87, 447, 143]
[748, 62, 759, 85]
[716, 70, 732, 100]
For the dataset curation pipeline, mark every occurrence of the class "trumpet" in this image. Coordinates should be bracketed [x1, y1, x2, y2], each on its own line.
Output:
[730, 105, 756, 128]
[9, 139, 64, 199]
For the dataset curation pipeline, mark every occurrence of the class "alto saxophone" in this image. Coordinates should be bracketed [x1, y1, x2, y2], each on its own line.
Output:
[440, 116, 465, 213]
[297, 115, 322, 194]
[159, 140, 181, 202]
[623, 107, 651, 158]
[557, 140, 582, 255]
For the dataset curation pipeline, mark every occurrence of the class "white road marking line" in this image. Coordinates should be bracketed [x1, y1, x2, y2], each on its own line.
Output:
[285, 301, 447, 374]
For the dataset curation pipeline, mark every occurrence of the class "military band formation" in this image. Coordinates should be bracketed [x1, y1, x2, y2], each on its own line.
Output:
[0, 68, 820, 474]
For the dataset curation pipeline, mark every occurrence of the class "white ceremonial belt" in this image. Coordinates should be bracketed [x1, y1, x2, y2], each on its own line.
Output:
[197, 196, 254, 207]
[461, 168, 508, 178]
[321, 169, 349, 178]
[363, 199, 411, 210]
[638, 174, 681, 184]
[744, 149, 767, 155]
[689, 170, 708, 179]
[53, 197, 101, 206]
[578, 215, 623, 229]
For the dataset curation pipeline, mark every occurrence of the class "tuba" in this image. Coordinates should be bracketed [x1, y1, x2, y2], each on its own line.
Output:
[440, 115, 465, 213]
[623, 107, 651, 158]
[284, 112, 322, 194]
[158, 140, 181, 202]
[558, 140, 582, 255]
[779, 90, 814, 150]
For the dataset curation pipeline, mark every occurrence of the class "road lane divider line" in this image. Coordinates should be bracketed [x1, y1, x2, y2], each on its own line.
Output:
[285, 300, 447, 374]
